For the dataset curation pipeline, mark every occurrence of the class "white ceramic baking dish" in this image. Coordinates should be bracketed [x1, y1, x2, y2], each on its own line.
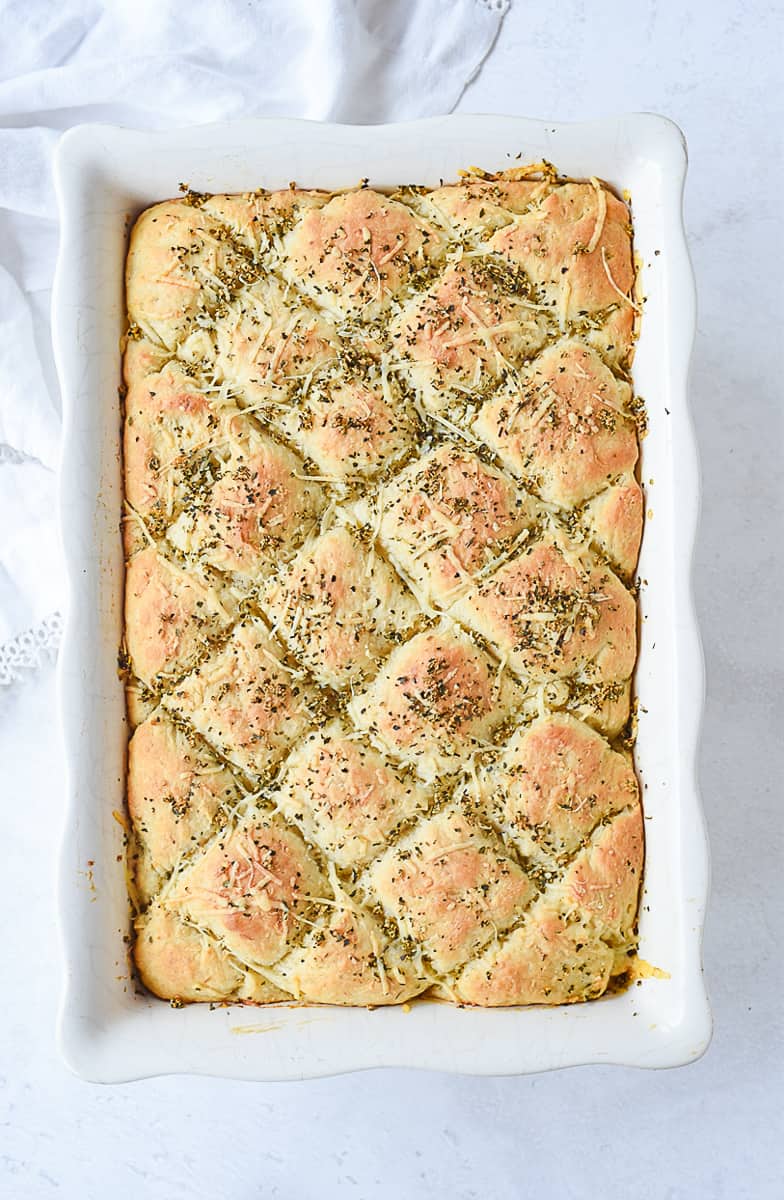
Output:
[52, 113, 710, 1082]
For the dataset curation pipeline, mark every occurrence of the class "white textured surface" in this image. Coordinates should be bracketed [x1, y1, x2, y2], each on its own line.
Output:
[2, 0, 782, 1195]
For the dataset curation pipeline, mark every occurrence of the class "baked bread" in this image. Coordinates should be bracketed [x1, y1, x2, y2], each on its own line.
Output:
[123, 168, 644, 1007]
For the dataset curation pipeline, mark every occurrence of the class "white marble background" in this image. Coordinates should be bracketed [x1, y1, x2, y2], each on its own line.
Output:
[2, 2, 782, 1197]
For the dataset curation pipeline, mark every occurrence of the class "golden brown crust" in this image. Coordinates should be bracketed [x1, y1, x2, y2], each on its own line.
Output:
[127, 711, 242, 905]
[165, 414, 323, 584]
[123, 342, 224, 540]
[473, 339, 637, 507]
[420, 178, 546, 237]
[124, 170, 643, 1007]
[272, 720, 429, 869]
[280, 189, 442, 320]
[450, 537, 636, 686]
[347, 623, 524, 779]
[273, 904, 424, 1006]
[124, 546, 234, 688]
[486, 180, 636, 366]
[471, 713, 638, 860]
[379, 444, 536, 608]
[134, 901, 288, 1003]
[455, 901, 615, 1006]
[260, 525, 420, 689]
[127, 202, 249, 351]
[561, 806, 644, 943]
[162, 618, 318, 778]
[277, 375, 416, 483]
[213, 277, 341, 413]
[164, 817, 325, 969]
[582, 475, 644, 578]
[389, 260, 551, 419]
[364, 808, 535, 973]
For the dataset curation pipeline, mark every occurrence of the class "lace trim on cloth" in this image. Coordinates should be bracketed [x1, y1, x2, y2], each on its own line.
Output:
[0, 613, 62, 686]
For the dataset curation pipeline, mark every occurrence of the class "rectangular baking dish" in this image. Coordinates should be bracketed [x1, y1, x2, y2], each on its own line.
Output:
[52, 113, 710, 1082]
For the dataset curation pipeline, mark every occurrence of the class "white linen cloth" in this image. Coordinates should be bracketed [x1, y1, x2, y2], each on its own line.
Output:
[0, 0, 508, 686]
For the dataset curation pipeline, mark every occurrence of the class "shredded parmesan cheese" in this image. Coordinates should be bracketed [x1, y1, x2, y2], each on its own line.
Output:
[601, 246, 641, 311]
[585, 178, 608, 255]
